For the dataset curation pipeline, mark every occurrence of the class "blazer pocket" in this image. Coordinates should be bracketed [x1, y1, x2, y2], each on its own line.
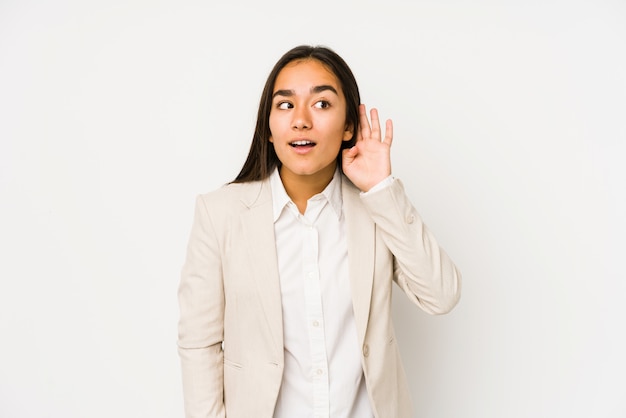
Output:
[224, 358, 243, 370]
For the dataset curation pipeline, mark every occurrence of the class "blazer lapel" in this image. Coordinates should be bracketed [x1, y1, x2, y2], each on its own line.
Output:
[342, 176, 376, 345]
[239, 180, 284, 357]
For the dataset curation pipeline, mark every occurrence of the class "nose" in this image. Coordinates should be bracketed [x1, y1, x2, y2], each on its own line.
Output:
[292, 106, 311, 130]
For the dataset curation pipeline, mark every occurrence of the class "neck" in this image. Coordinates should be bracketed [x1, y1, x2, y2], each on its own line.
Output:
[279, 163, 336, 214]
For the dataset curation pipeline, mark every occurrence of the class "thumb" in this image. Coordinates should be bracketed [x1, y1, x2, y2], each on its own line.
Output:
[342, 146, 357, 163]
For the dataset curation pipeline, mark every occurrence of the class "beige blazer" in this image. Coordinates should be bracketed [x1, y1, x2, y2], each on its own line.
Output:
[178, 175, 461, 418]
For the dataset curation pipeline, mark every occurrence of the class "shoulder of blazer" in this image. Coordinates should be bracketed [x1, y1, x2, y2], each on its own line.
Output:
[198, 179, 272, 215]
[341, 174, 369, 217]
[341, 174, 361, 198]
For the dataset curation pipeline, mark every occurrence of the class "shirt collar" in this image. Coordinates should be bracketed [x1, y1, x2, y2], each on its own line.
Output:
[269, 167, 343, 222]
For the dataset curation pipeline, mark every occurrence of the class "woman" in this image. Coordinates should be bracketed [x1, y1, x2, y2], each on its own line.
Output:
[178, 45, 461, 418]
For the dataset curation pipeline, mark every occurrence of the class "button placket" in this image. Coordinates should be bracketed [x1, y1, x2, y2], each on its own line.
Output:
[302, 222, 329, 416]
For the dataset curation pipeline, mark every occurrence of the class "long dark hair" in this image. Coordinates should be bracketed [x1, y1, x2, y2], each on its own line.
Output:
[232, 45, 361, 183]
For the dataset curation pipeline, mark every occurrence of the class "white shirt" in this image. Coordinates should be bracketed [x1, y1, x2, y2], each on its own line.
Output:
[270, 168, 375, 418]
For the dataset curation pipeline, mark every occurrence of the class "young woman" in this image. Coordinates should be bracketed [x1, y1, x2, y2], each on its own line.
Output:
[177, 45, 461, 418]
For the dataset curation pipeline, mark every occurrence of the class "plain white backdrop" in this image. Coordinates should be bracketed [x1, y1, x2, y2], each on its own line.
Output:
[1, 0, 624, 417]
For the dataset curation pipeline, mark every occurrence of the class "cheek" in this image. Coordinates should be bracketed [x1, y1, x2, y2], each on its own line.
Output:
[329, 117, 350, 138]
[268, 114, 281, 138]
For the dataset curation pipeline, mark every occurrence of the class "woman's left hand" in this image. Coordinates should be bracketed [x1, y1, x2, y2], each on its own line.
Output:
[342, 104, 393, 192]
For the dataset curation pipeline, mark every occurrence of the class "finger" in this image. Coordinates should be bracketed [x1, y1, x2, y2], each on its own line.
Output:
[355, 122, 363, 142]
[384, 119, 393, 146]
[358, 104, 371, 140]
[370, 108, 381, 140]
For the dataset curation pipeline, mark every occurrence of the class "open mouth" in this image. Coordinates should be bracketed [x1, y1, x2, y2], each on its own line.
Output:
[290, 140, 316, 148]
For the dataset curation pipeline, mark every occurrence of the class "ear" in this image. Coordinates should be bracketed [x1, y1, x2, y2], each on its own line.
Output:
[343, 123, 353, 141]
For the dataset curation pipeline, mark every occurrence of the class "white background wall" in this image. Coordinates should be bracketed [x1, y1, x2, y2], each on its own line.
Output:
[1, 0, 624, 417]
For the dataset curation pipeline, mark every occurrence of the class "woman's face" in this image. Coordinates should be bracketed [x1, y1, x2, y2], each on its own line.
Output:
[269, 59, 352, 184]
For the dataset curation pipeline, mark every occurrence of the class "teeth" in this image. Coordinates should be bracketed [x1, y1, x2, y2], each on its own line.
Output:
[291, 140, 313, 146]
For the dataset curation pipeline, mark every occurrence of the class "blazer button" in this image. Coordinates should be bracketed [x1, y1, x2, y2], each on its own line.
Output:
[363, 344, 369, 357]
[406, 214, 415, 224]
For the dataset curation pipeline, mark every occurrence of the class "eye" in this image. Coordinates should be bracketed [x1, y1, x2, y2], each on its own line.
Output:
[277, 101, 293, 110]
[313, 100, 330, 109]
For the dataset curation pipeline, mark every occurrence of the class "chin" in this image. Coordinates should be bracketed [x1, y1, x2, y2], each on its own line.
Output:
[283, 166, 323, 177]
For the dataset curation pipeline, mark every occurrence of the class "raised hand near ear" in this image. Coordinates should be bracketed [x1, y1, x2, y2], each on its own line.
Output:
[342, 104, 393, 192]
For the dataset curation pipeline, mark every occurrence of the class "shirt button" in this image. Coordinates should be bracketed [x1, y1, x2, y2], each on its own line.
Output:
[316, 369, 323, 375]
[363, 344, 370, 357]
[307, 272, 314, 279]
[406, 214, 415, 224]
[312, 320, 319, 327]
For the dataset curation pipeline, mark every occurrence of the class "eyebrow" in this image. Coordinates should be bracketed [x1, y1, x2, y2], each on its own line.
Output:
[272, 84, 339, 99]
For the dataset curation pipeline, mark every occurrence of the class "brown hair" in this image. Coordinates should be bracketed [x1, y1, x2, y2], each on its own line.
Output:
[232, 45, 361, 183]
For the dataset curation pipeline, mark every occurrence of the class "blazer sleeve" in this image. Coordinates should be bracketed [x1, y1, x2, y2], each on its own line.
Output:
[360, 178, 461, 314]
[177, 195, 226, 418]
